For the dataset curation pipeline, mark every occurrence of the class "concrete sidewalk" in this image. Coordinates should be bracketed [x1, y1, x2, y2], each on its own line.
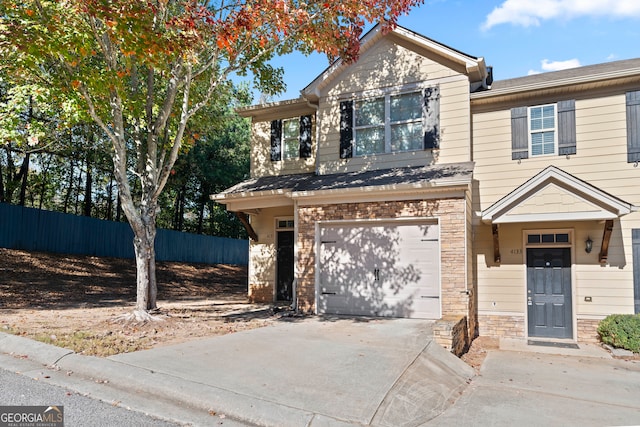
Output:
[427, 340, 640, 427]
[0, 318, 473, 426]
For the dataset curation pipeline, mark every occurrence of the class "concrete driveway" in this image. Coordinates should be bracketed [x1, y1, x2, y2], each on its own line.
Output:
[109, 317, 474, 426]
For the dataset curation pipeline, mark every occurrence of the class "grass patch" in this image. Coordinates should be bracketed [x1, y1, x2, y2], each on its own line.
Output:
[31, 331, 151, 357]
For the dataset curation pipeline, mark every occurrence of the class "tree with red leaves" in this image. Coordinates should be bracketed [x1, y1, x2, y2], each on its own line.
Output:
[0, 0, 423, 321]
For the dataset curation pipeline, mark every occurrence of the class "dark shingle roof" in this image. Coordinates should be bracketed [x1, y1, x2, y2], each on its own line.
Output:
[489, 58, 640, 92]
[219, 162, 474, 197]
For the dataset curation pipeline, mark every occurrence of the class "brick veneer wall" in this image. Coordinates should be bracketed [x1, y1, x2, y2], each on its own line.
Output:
[577, 319, 602, 344]
[478, 314, 526, 339]
[479, 315, 602, 343]
[296, 197, 470, 319]
[248, 283, 272, 303]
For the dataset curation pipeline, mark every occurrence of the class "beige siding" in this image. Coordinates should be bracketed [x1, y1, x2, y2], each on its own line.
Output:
[476, 218, 639, 328]
[250, 119, 316, 179]
[472, 94, 640, 211]
[507, 183, 606, 217]
[247, 206, 294, 302]
[473, 92, 640, 329]
[316, 39, 471, 175]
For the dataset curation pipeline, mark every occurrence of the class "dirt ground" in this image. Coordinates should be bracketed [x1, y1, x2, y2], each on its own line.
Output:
[0, 248, 492, 366]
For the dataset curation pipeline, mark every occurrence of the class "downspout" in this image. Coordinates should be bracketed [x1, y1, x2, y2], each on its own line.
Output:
[292, 199, 299, 312]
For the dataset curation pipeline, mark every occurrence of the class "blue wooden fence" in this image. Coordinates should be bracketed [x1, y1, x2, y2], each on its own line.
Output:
[0, 203, 248, 265]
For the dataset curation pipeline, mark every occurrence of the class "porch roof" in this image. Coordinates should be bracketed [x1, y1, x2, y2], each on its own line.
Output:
[212, 162, 474, 208]
[481, 166, 637, 224]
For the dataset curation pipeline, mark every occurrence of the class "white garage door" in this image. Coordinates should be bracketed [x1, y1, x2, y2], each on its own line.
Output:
[318, 221, 440, 319]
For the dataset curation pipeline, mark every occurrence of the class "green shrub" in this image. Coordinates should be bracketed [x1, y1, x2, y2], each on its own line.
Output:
[597, 314, 640, 353]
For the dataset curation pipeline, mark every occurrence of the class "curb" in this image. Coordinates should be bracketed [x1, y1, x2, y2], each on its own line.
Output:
[0, 332, 359, 426]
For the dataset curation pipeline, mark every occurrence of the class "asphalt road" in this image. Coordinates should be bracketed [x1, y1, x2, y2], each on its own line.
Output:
[0, 368, 180, 427]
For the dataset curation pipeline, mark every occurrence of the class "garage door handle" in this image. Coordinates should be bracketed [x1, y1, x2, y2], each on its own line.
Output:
[420, 296, 440, 299]
[321, 292, 337, 295]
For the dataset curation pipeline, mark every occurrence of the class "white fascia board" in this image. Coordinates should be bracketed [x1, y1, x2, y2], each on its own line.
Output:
[471, 67, 640, 101]
[292, 183, 469, 206]
[392, 26, 481, 71]
[493, 211, 619, 224]
[212, 191, 294, 211]
[303, 25, 484, 99]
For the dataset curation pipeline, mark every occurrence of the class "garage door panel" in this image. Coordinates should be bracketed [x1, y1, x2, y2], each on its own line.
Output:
[318, 222, 441, 319]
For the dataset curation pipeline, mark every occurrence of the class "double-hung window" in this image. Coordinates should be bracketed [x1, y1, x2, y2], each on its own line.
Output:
[529, 104, 557, 156]
[282, 118, 300, 159]
[354, 91, 425, 156]
[270, 115, 313, 161]
[510, 100, 575, 160]
[340, 87, 439, 159]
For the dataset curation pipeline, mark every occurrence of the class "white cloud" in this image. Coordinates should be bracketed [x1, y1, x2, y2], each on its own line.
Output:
[528, 58, 581, 75]
[540, 58, 581, 71]
[482, 0, 640, 30]
[606, 53, 618, 60]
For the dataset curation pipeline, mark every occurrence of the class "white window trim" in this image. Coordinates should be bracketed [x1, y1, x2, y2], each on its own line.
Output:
[528, 103, 558, 157]
[353, 89, 423, 157]
[275, 217, 295, 230]
[524, 229, 573, 247]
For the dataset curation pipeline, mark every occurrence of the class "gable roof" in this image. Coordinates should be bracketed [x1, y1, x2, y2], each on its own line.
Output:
[301, 24, 489, 101]
[481, 166, 636, 224]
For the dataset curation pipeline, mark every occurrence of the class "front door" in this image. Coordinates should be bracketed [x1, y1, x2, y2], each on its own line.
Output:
[276, 230, 294, 301]
[527, 248, 573, 339]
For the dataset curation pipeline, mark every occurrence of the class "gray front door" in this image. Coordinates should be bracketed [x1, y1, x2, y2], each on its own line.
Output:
[527, 248, 573, 339]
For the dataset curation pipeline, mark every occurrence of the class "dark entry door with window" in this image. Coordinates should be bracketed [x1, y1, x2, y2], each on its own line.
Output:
[527, 247, 572, 339]
[276, 230, 294, 301]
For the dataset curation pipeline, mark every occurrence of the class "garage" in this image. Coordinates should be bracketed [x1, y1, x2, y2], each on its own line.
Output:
[317, 220, 441, 319]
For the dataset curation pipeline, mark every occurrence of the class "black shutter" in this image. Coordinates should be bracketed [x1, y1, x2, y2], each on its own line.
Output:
[299, 115, 312, 158]
[423, 86, 440, 149]
[270, 119, 282, 162]
[339, 100, 353, 159]
[557, 100, 576, 156]
[626, 91, 640, 163]
[633, 229, 640, 314]
[511, 106, 529, 160]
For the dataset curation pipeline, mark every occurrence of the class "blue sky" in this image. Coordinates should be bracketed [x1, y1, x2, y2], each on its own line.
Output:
[244, 0, 640, 102]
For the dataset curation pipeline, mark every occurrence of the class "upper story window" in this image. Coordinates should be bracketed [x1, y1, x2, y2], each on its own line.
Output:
[340, 86, 440, 159]
[529, 104, 557, 156]
[511, 100, 575, 161]
[354, 92, 423, 156]
[282, 118, 301, 159]
[270, 115, 313, 162]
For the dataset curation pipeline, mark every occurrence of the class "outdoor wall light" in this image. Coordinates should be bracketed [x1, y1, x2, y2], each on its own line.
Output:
[585, 237, 593, 254]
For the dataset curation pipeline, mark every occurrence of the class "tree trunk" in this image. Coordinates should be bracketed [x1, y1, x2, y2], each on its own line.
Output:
[130, 210, 158, 312]
[63, 159, 74, 213]
[106, 172, 114, 221]
[37, 153, 52, 210]
[116, 192, 122, 222]
[84, 158, 92, 216]
[17, 152, 30, 206]
[0, 155, 5, 203]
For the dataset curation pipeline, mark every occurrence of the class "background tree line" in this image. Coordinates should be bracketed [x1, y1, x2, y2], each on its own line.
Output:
[0, 77, 251, 239]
